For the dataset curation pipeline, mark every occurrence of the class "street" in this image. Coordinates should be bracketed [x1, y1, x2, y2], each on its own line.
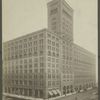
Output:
[54, 88, 98, 100]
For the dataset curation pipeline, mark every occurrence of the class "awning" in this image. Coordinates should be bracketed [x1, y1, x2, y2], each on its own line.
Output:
[52, 90, 58, 95]
[56, 89, 61, 95]
[48, 91, 53, 96]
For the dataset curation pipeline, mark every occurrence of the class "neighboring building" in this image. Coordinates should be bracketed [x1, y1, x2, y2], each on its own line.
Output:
[2, 0, 96, 99]
[73, 44, 96, 92]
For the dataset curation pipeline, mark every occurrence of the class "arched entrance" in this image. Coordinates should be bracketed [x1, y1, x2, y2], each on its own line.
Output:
[66, 86, 70, 94]
[63, 86, 66, 95]
[70, 85, 73, 93]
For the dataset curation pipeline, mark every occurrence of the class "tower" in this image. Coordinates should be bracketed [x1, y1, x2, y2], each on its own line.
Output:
[47, 0, 73, 42]
[47, 0, 74, 95]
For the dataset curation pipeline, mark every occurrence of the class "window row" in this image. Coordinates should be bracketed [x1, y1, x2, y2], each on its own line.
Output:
[4, 51, 45, 60]
[48, 74, 60, 79]
[48, 81, 60, 87]
[48, 51, 59, 57]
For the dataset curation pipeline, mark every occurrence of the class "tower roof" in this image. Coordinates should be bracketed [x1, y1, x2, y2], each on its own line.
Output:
[47, 0, 73, 11]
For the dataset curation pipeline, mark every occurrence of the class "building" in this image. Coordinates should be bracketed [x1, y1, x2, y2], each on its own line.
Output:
[2, 0, 96, 99]
[73, 44, 96, 92]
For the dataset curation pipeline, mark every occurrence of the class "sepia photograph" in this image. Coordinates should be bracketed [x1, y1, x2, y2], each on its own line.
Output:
[2, 0, 98, 100]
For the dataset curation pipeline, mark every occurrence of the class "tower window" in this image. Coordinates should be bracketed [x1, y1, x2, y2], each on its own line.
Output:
[50, 8, 58, 15]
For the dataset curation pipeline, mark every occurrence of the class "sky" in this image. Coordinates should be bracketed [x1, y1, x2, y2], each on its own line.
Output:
[2, 0, 98, 80]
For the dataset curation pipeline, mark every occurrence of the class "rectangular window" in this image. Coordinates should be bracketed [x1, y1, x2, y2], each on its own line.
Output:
[48, 46, 51, 50]
[34, 69, 38, 73]
[48, 57, 51, 62]
[50, 8, 58, 15]
[29, 81, 32, 85]
[29, 70, 32, 73]
[40, 63, 44, 67]
[47, 34, 51, 38]
[40, 50, 43, 55]
[34, 63, 38, 68]
[48, 39, 51, 44]
[48, 51, 51, 56]
[48, 63, 51, 67]
[40, 69, 44, 73]
[33, 35, 37, 39]
[39, 33, 44, 38]
[48, 74, 51, 79]
[48, 81, 51, 87]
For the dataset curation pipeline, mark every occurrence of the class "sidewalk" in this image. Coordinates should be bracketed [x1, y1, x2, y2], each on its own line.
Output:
[47, 92, 76, 100]
[3, 88, 94, 100]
